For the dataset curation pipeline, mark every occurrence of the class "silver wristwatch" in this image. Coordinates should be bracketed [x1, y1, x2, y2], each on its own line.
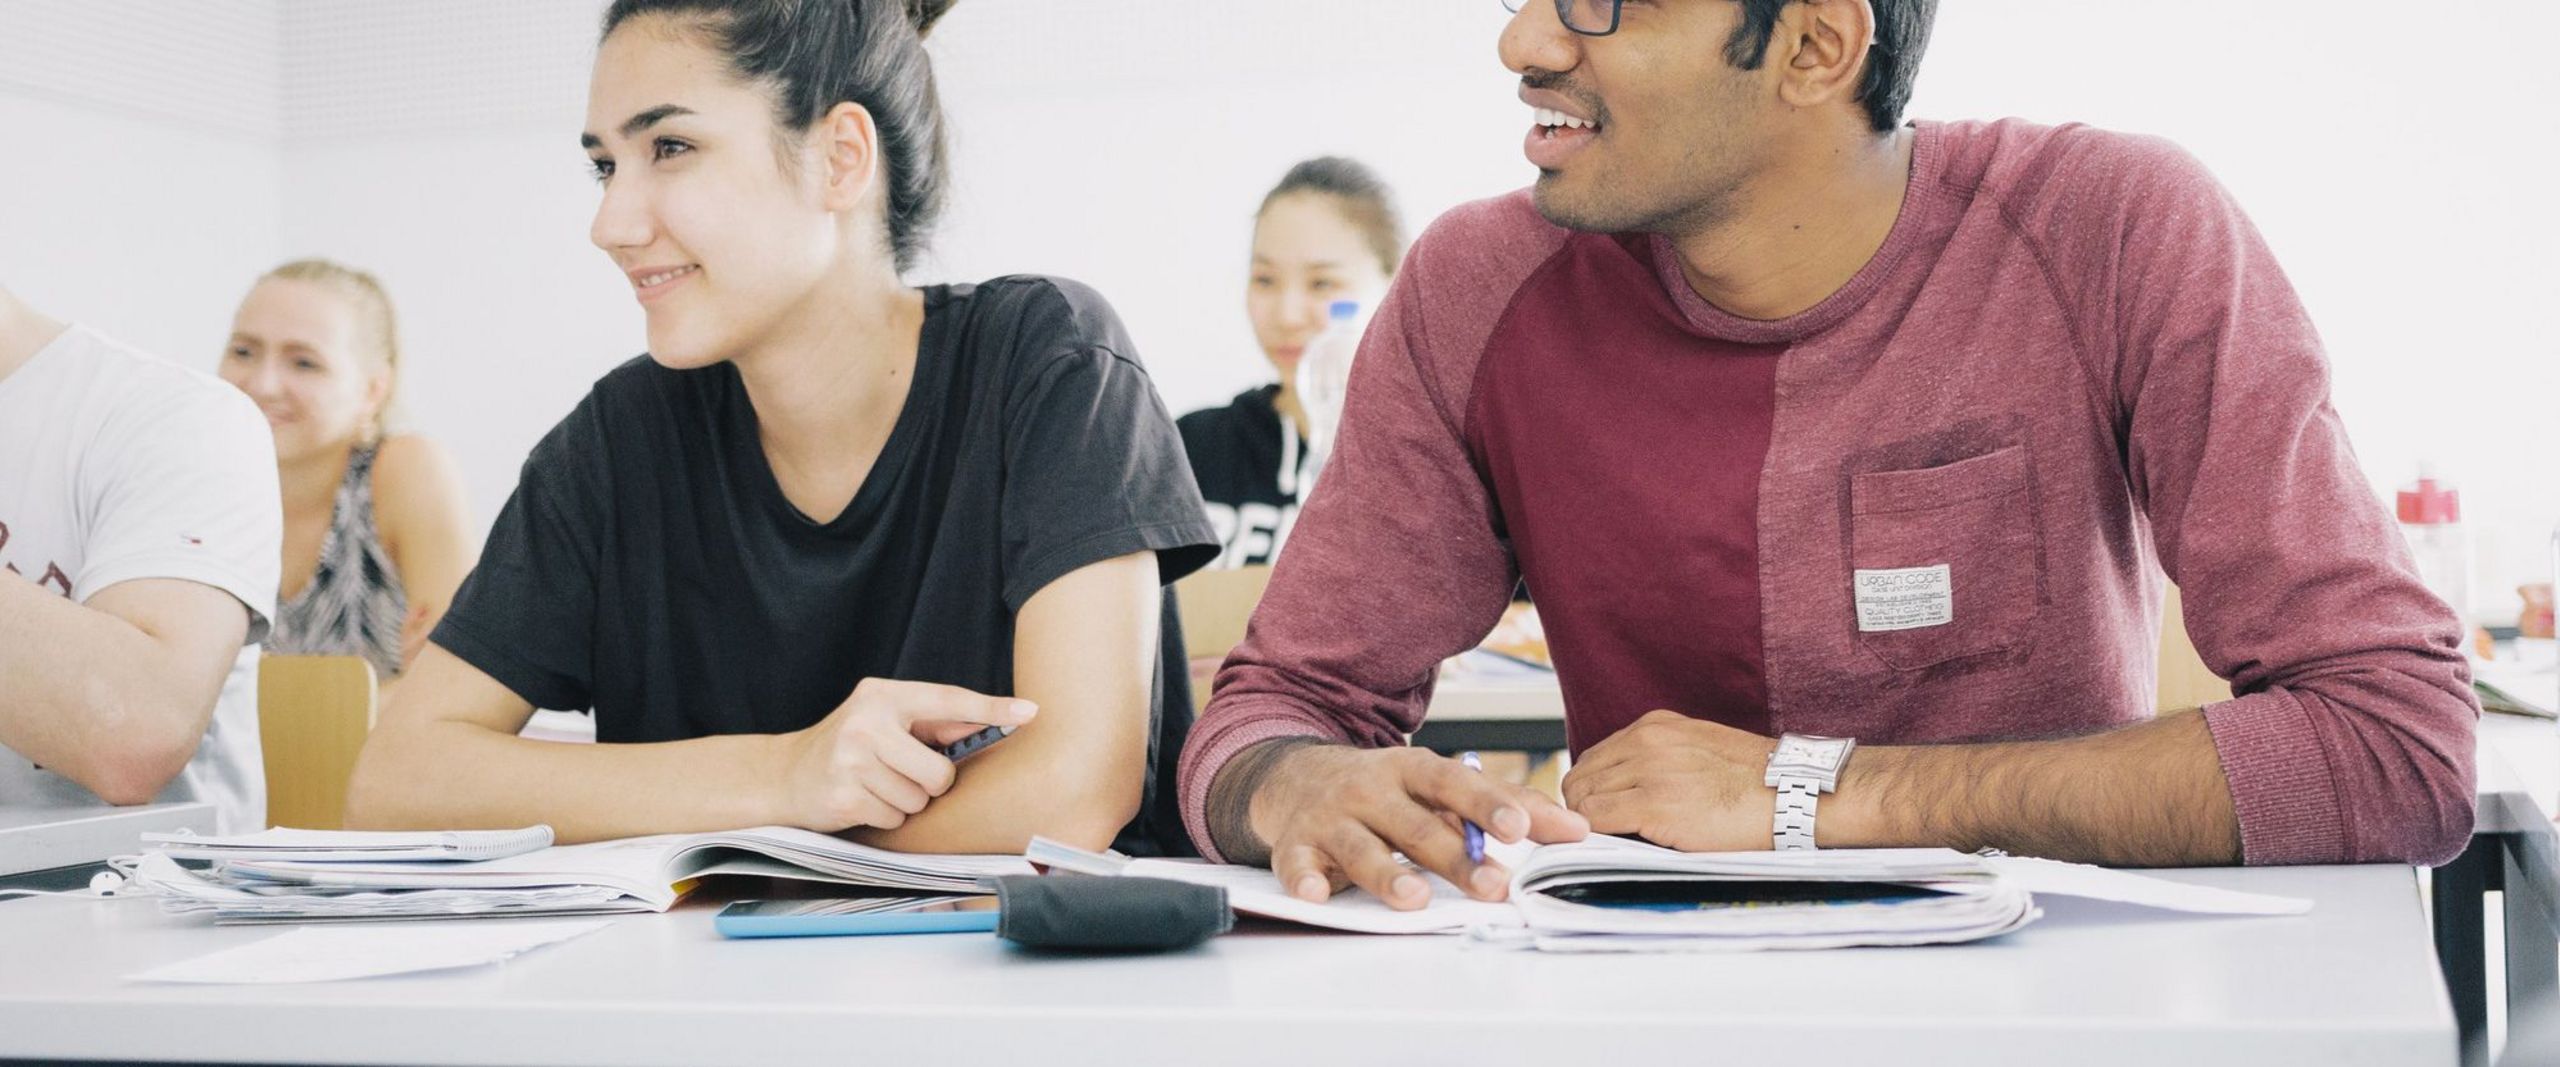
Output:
[1764, 733, 1857, 851]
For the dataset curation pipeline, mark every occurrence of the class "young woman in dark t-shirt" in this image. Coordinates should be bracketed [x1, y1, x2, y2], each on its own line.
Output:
[1177, 158, 1405, 568]
[345, 0, 1215, 856]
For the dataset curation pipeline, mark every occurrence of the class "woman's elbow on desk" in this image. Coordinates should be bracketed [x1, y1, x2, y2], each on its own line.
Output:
[339, 726, 431, 831]
[856, 782, 1139, 855]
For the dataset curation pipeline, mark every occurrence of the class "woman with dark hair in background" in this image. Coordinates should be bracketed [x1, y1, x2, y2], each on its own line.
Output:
[1180, 157, 1405, 569]
[219, 259, 474, 691]
[346, 0, 1216, 856]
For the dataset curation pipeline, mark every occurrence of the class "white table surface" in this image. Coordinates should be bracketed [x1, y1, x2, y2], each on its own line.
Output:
[0, 865, 2450, 1067]
[2480, 712, 2558, 827]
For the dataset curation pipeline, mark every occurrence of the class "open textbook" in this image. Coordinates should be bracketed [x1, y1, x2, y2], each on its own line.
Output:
[1039, 833, 2310, 951]
[133, 825, 1032, 924]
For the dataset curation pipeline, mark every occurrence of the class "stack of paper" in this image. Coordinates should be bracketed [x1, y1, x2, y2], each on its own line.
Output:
[133, 826, 1034, 924]
[1069, 833, 2309, 952]
[140, 826, 555, 862]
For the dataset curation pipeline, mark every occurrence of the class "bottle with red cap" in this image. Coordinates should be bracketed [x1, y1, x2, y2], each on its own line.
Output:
[2396, 463, 2474, 632]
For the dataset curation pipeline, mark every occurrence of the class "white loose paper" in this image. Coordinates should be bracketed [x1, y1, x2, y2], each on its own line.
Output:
[1121, 857, 1520, 934]
[1986, 856, 2311, 916]
[126, 919, 610, 984]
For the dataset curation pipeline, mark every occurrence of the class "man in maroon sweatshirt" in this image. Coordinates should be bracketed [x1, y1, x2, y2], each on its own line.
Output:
[1178, 0, 2478, 911]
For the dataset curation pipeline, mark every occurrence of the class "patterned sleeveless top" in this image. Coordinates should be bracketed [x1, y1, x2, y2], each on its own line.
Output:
[270, 443, 408, 678]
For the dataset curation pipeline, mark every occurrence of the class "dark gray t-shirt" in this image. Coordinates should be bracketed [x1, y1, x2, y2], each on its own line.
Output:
[433, 276, 1218, 854]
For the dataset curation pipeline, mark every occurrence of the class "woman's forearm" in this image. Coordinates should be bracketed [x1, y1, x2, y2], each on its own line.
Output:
[850, 739, 1143, 855]
[344, 718, 795, 843]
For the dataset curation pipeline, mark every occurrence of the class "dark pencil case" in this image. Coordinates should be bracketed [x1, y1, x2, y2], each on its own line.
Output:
[987, 874, 1232, 953]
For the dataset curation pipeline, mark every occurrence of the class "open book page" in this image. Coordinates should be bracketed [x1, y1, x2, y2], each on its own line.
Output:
[1982, 856, 2310, 915]
[1120, 858, 1521, 935]
[1509, 834, 1994, 890]
[668, 826, 1030, 892]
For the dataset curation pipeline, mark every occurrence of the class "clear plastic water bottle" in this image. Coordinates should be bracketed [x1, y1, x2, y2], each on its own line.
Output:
[1293, 299, 1365, 491]
[2396, 463, 2474, 634]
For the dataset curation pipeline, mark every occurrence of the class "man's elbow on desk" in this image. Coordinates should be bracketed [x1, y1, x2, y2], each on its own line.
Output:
[66, 741, 194, 809]
[2347, 733, 2477, 869]
[2211, 684, 2478, 868]
[42, 677, 205, 807]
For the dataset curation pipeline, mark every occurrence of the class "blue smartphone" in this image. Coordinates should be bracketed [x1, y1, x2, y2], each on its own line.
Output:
[714, 894, 1001, 938]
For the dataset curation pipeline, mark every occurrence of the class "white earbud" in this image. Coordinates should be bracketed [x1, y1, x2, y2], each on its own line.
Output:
[88, 870, 126, 896]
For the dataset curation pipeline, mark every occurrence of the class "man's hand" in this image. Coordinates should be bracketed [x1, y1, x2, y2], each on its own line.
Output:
[1247, 744, 1588, 910]
[1561, 709, 1781, 852]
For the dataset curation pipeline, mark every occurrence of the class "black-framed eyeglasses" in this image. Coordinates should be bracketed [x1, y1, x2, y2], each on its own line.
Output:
[1499, 0, 1897, 51]
[1500, 0, 1623, 37]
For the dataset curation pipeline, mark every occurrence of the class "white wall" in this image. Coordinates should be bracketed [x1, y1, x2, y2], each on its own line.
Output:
[8, 0, 2555, 619]
[0, 1, 282, 363]
[922, 1, 1526, 416]
[1914, 0, 2560, 620]
[275, 0, 633, 534]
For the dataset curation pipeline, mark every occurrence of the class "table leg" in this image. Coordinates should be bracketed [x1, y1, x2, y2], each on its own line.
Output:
[2438, 836, 2497, 1067]
[2506, 837, 2560, 1053]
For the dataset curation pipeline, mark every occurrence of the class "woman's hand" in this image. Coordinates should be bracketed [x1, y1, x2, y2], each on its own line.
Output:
[778, 678, 1036, 832]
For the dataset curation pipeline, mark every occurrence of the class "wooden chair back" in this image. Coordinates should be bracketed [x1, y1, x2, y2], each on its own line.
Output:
[1173, 565, 1274, 712]
[2156, 583, 2233, 711]
[257, 655, 379, 830]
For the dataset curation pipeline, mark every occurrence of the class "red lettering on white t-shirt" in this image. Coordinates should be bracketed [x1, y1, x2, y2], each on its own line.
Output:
[0, 517, 74, 598]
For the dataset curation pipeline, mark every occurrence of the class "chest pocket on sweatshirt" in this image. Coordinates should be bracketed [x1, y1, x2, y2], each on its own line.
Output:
[1846, 445, 2043, 670]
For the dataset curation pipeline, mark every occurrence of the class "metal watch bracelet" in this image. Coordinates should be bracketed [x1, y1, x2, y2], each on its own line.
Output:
[1772, 778, 1822, 850]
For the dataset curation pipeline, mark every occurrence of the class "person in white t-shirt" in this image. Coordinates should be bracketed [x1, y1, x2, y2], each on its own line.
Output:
[0, 286, 282, 833]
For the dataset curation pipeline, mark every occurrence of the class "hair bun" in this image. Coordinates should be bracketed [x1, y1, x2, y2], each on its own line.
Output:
[906, 0, 955, 36]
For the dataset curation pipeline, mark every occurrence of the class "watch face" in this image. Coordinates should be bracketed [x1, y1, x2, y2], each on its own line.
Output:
[1772, 735, 1851, 771]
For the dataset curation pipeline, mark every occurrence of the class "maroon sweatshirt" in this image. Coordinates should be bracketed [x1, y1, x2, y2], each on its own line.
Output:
[1179, 119, 2478, 867]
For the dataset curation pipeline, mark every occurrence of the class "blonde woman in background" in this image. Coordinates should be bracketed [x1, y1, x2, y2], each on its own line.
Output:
[219, 259, 473, 689]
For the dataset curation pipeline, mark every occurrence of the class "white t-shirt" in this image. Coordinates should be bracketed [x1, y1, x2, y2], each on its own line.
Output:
[0, 324, 280, 833]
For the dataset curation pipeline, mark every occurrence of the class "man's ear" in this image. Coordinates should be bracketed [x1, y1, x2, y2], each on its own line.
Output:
[815, 101, 882, 213]
[1773, 0, 1878, 115]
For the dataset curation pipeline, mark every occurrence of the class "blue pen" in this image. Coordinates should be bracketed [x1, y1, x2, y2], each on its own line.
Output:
[940, 724, 1014, 762]
[1459, 751, 1487, 865]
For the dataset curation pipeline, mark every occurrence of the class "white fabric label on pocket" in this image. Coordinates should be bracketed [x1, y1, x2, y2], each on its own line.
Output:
[1853, 564, 1953, 632]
